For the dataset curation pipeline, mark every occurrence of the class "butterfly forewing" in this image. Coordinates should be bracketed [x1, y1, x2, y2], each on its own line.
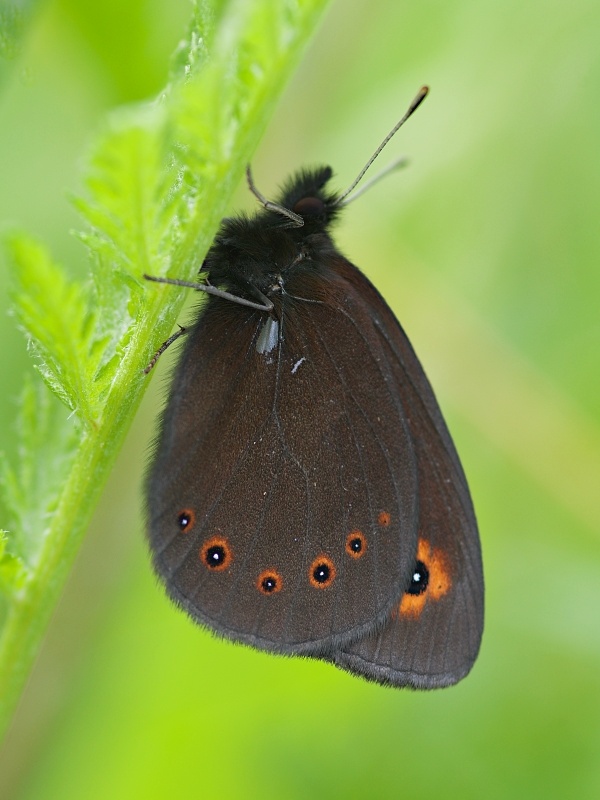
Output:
[147, 268, 420, 654]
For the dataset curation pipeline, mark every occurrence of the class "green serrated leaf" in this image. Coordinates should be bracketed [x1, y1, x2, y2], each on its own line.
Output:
[0, 0, 331, 742]
[168, 0, 213, 81]
[0, 376, 77, 566]
[75, 106, 192, 291]
[0, 533, 28, 596]
[8, 236, 110, 423]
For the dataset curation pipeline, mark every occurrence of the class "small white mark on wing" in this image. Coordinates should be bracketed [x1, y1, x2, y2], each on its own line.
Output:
[291, 357, 306, 374]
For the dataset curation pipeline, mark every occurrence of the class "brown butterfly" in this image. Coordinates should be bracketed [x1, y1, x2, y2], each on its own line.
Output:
[145, 87, 483, 688]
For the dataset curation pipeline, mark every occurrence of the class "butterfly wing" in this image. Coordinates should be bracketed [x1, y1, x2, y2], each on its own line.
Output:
[330, 261, 484, 687]
[146, 259, 421, 655]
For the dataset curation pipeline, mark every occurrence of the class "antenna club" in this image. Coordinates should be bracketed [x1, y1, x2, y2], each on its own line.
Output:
[333, 85, 430, 206]
[410, 86, 429, 114]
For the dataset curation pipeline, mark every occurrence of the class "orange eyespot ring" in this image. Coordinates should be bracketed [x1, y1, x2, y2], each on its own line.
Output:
[345, 530, 367, 559]
[257, 569, 283, 595]
[309, 554, 336, 589]
[200, 536, 232, 572]
[398, 539, 452, 618]
[177, 508, 196, 533]
[378, 510, 391, 527]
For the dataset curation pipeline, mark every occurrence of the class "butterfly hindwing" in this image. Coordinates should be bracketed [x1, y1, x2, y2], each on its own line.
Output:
[330, 264, 484, 687]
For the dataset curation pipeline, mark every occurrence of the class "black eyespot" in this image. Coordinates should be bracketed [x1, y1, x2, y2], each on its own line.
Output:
[200, 536, 231, 572]
[257, 569, 283, 595]
[345, 530, 367, 559]
[407, 560, 429, 595]
[207, 546, 225, 566]
[177, 509, 196, 532]
[309, 555, 336, 588]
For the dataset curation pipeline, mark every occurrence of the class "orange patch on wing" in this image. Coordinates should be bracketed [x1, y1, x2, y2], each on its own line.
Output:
[378, 511, 391, 527]
[398, 539, 452, 619]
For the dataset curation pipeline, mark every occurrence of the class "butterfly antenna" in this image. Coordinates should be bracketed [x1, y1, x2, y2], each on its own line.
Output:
[246, 165, 304, 226]
[334, 85, 429, 207]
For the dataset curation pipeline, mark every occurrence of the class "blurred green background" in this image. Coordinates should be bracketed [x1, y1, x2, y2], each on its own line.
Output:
[1, 0, 599, 797]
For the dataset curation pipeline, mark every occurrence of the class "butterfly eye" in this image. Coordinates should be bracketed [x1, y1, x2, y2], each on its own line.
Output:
[292, 196, 325, 217]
